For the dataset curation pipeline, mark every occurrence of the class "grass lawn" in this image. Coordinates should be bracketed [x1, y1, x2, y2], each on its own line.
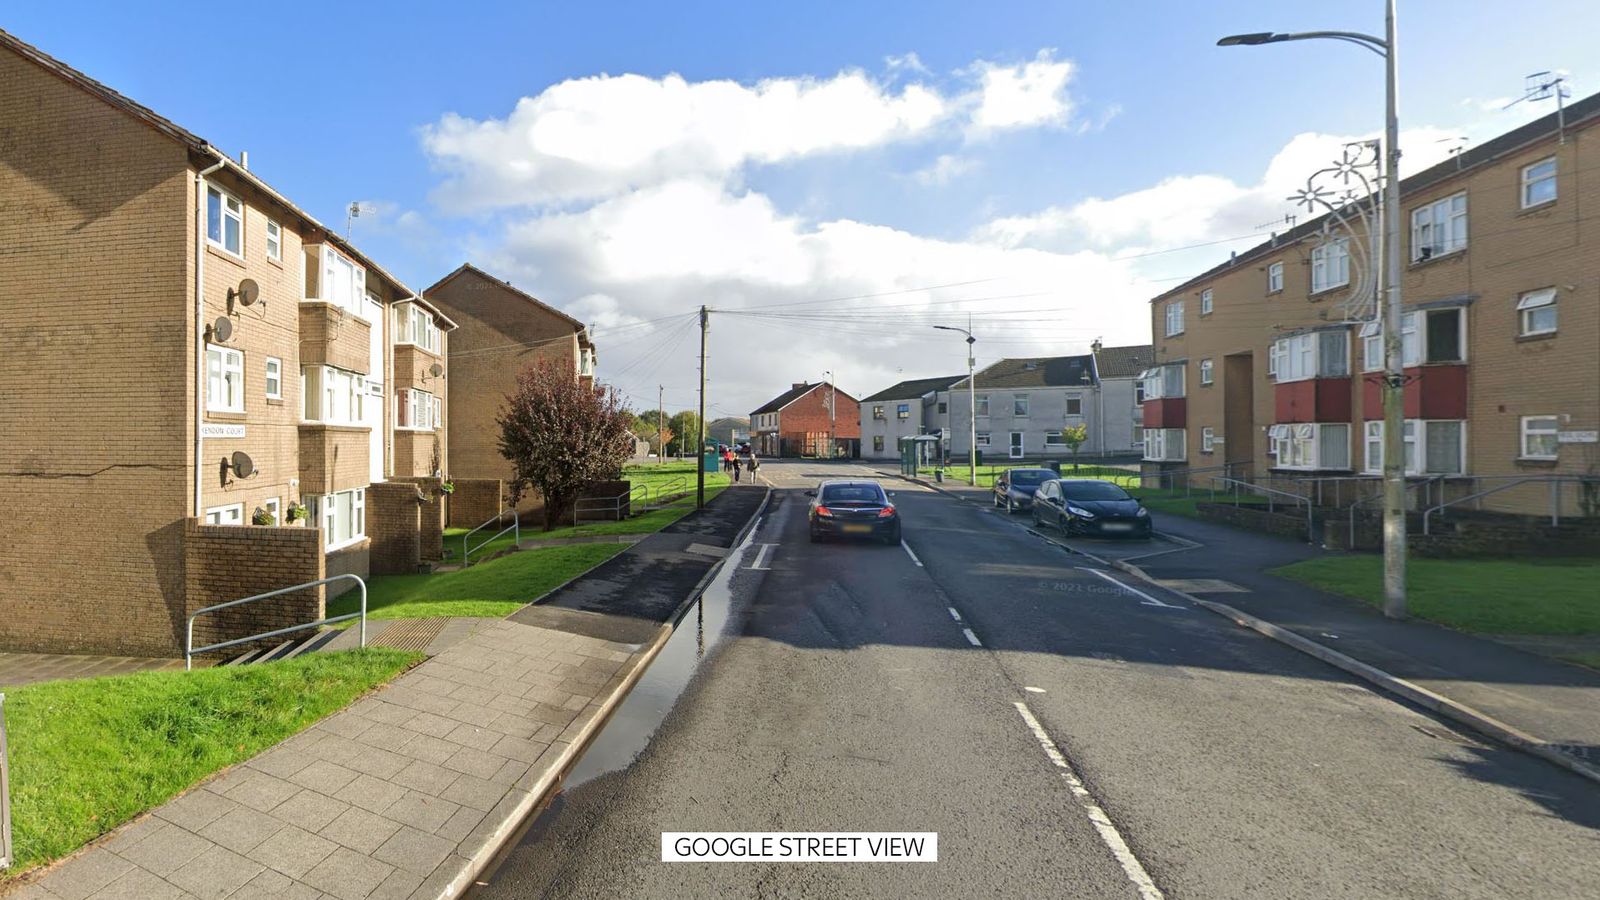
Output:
[1272, 556, 1600, 636]
[331, 542, 627, 620]
[1, 649, 420, 879]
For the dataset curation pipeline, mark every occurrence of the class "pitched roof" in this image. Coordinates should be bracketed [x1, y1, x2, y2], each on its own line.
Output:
[0, 27, 456, 328]
[1151, 87, 1600, 304]
[951, 355, 1096, 390]
[1093, 344, 1154, 378]
[425, 263, 587, 332]
[751, 383, 821, 416]
[860, 374, 966, 403]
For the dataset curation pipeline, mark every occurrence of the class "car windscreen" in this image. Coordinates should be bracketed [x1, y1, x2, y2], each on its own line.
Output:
[819, 485, 886, 506]
[1008, 470, 1051, 486]
[1059, 481, 1132, 501]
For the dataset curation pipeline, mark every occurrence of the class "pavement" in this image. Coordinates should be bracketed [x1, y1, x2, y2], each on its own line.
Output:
[5, 485, 769, 900]
[472, 459, 1600, 899]
[0, 653, 189, 688]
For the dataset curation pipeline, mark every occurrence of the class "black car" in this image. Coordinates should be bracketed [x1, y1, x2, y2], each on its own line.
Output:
[992, 467, 1055, 514]
[1031, 478, 1153, 538]
[807, 481, 901, 544]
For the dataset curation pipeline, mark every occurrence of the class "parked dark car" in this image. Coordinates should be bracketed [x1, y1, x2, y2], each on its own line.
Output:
[992, 467, 1055, 513]
[1031, 478, 1153, 538]
[807, 481, 901, 544]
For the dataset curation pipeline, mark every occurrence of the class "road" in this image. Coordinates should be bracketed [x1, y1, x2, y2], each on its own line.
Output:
[475, 459, 1600, 899]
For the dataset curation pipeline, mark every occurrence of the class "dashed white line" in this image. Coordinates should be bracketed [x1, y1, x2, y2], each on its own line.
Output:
[901, 540, 923, 567]
[749, 543, 776, 571]
[947, 607, 963, 623]
[1012, 701, 1164, 900]
[962, 628, 982, 647]
[1078, 567, 1186, 609]
[1024, 686, 1046, 693]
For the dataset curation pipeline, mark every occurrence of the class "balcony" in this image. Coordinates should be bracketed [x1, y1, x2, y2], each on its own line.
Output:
[1142, 398, 1186, 429]
[1275, 377, 1353, 424]
[1362, 364, 1468, 420]
[299, 302, 371, 374]
[394, 343, 443, 391]
[298, 424, 370, 495]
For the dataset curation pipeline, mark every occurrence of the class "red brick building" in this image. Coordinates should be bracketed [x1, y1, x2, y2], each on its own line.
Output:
[750, 382, 861, 458]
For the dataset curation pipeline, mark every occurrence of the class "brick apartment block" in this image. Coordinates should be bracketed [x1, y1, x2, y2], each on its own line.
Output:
[751, 383, 862, 458]
[0, 29, 458, 655]
[425, 264, 597, 526]
[1141, 91, 1600, 519]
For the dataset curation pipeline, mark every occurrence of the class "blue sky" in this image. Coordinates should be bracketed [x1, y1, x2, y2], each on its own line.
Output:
[9, 1, 1597, 414]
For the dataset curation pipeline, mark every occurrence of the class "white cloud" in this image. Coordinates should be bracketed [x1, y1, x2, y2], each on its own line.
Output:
[911, 154, 980, 186]
[967, 50, 1074, 136]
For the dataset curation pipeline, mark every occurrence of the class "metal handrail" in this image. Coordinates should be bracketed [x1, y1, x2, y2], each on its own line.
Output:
[573, 490, 631, 525]
[464, 511, 519, 567]
[1345, 474, 1448, 547]
[185, 573, 367, 670]
[1208, 476, 1316, 542]
[1422, 475, 1590, 534]
[1, 691, 12, 870]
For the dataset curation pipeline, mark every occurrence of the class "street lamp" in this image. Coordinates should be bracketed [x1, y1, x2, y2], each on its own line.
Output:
[1218, 0, 1407, 619]
[933, 325, 978, 487]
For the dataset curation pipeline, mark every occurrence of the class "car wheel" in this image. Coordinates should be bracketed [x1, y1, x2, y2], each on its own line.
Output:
[1006, 495, 1015, 515]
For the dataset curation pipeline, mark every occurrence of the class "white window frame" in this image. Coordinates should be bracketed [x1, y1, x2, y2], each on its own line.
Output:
[265, 357, 282, 400]
[1142, 427, 1186, 462]
[1199, 359, 1213, 385]
[1165, 300, 1185, 336]
[1271, 331, 1347, 383]
[1271, 422, 1350, 471]
[265, 219, 282, 262]
[1516, 288, 1557, 337]
[1013, 394, 1029, 417]
[1363, 421, 1383, 473]
[1064, 394, 1083, 417]
[1200, 289, 1213, 316]
[1201, 426, 1215, 453]
[396, 387, 439, 432]
[1131, 426, 1144, 448]
[307, 245, 367, 316]
[1360, 321, 1383, 372]
[1410, 192, 1468, 262]
[1310, 239, 1350, 293]
[975, 394, 990, 418]
[1044, 430, 1066, 448]
[896, 403, 911, 420]
[975, 431, 991, 448]
[207, 185, 243, 258]
[263, 497, 281, 526]
[204, 503, 244, 526]
[1139, 364, 1186, 401]
[1520, 415, 1560, 460]
[315, 488, 367, 551]
[1365, 418, 1466, 475]
[1267, 261, 1284, 293]
[302, 365, 366, 426]
[1521, 157, 1557, 209]
[206, 344, 245, 413]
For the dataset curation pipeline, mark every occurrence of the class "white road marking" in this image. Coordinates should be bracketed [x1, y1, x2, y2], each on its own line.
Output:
[962, 628, 982, 647]
[1024, 686, 1046, 693]
[749, 543, 776, 571]
[1078, 567, 1186, 609]
[901, 540, 923, 567]
[1012, 701, 1165, 900]
[947, 607, 963, 622]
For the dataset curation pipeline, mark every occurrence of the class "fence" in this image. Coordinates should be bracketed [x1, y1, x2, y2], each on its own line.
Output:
[185, 574, 368, 670]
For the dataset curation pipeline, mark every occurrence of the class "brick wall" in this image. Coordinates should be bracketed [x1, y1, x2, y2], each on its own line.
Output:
[298, 302, 372, 373]
[577, 479, 632, 522]
[367, 482, 422, 575]
[184, 520, 324, 656]
[298, 425, 370, 495]
[392, 429, 442, 479]
[448, 478, 504, 528]
[395, 477, 445, 560]
[1195, 502, 1313, 542]
[778, 386, 861, 447]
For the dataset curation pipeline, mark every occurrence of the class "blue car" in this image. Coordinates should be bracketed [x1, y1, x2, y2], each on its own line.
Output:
[992, 467, 1055, 514]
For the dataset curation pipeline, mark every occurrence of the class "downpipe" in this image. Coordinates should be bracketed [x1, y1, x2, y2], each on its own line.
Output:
[194, 156, 227, 517]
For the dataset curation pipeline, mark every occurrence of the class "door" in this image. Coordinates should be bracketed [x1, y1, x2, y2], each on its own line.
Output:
[1009, 432, 1024, 459]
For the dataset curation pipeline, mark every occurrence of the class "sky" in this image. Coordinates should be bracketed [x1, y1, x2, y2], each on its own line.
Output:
[9, 1, 1598, 418]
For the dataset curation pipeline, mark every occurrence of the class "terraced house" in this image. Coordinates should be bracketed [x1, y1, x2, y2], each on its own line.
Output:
[0, 29, 457, 656]
[1142, 90, 1600, 519]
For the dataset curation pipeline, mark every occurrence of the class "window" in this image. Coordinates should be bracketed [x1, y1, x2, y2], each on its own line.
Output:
[975, 431, 991, 447]
[313, 488, 367, 551]
[1013, 394, 1029, 417]
[304, 245, 367, 315]
[975, 395, 990, 418]
[1267, 261, 1284, 293]
[265, 219, 282, 262]
[207, 186, 243, 257]
[1363, 309, 1463, 369]
[1201, 426, 1215, 453]
[1360, 321, 1382, 372]
[433, 396, 443, 431]
[263, 497, 281, 526]
[873, 435, 885, 452]
[1310, 239, 1350, 293]
[265, 357, 282, 400]
[1044, 431, 1066, 447]
[397, 388, 438, 431]
[1064, 395, 1083, 416]
[302, 366, 366, 426]
[204, 503, 244, 526]
[896, 403, 911, 420]
[1138, 364, 1185, 400]
[1517, 288, 1557, 336]
[1272, 423, 1350, 470]
[1521, 157, 1557, 208]
[1410, 193, 1468, 261]
[1267, 340, 1284, 378]
[1365, 419, 1465, 474]
[1521, 416, 1560, 460]
[1131, 426, 1144, 447]
[1425, 308, 1463, 363]
[1199, 359, 1213, 385]
[1271, 330, 1348, 383]
[1135, 381, 1146, 404]
[872, 405, 885, 420]
[395, 303, 441, 352]
[1364, 421, 1383, 473]
[1165, 300, 1185, 336]
[1143, 428, 1186, 462]
[206, 344, 244, 412]
[1200, 289, 1213, 316]
[937, 401, 947, 414]
[1424, 421, 1463, 474]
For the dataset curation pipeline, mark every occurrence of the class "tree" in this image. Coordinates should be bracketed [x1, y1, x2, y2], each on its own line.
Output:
[630, 418, 673, 456]
[667, 411, 702, 457]
[498, 358, 636, 530]
[1062, 423, 1089, 469]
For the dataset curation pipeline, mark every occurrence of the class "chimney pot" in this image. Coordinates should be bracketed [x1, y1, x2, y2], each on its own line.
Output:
[239, 150, 249, 169]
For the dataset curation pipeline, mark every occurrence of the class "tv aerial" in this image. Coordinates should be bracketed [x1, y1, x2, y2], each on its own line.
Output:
[1505, 70, 1572, 143]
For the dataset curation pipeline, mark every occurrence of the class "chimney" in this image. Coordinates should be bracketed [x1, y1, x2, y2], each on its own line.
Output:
[792, 382, 807, 391]
[1091, 337, 1103, 355]
[238, 150, 249, 170]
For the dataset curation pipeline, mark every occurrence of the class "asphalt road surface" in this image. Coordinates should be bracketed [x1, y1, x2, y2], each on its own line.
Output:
[475, 459, 1600, 899]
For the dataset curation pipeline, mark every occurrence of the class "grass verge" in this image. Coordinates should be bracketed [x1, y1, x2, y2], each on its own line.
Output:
[917, 463, 1139, 489]
[1, 649, 420, 879]
[331, 543, 628, 620]
[1272, 555, 1600, 635]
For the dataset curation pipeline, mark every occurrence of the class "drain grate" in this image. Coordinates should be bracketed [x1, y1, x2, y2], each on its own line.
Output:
[371, 619, 447, 653]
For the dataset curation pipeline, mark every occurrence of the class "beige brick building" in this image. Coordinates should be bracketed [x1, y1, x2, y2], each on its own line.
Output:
[0, 29, 456, 655]
[1142, 91, 1600, 519]
[425, 264, 596, 526]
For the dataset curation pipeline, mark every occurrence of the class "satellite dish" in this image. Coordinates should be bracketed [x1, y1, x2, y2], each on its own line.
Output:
[230, 451, 255, 478]
[209, 316, 234, 343]
[228, 278, 260, 307]
[429, 362, 444, 377]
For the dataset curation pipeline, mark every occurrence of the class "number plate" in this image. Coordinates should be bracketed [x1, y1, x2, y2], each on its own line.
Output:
[842, 524, 873, 534]
[1102, 522, 1133, 532]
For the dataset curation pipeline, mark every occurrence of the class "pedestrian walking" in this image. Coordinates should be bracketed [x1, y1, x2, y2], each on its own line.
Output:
[730, 454, 742, 483]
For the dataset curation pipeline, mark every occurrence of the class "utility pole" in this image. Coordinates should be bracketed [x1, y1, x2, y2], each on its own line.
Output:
[824, 369, 836, 460]
[657, 385, 664, 466]
[933, 322, 978, 486]
[696, 305, 708, 509]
